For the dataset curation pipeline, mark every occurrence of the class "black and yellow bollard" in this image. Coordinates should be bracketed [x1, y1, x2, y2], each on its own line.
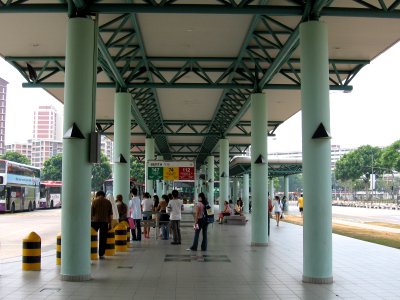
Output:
[115, 223, 127, 252]
[56, 233, 61, 265]
[22, 232, 41, 271]
[105, 227, 115, 256]
[91, 227, 98, 260]
[121, 221, 131, 247]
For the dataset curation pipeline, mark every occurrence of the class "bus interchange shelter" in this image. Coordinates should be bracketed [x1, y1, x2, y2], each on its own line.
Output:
[1, 0, 400, 284]
[229, 156, 302, 208]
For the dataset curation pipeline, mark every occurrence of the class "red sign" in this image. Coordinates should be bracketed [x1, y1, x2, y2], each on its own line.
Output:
[179, 167, 194, 180]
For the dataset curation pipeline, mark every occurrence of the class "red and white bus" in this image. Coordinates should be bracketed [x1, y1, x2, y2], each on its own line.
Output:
[0, 160, 40, 213]
[39, 181, 62, 208]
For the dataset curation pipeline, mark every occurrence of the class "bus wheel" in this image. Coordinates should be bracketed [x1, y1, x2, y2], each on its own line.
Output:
[11, 203, 15, 213]
[28, 202, 33, 212]
[50, 200, 54, 208]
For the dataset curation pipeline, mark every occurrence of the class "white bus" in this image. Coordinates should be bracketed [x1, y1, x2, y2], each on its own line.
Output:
[0, 160, 40, 213]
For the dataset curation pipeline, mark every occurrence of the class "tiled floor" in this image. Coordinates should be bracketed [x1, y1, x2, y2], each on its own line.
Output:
[1, 218, 400, 300]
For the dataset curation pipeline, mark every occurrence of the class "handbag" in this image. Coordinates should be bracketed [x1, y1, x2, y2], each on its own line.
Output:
[128, 217, 135, 229]
[128, 208, 135, 229]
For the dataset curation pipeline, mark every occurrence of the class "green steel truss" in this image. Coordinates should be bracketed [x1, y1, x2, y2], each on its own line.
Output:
[4, 0, 400, 166]
[229, 159, 303, 178]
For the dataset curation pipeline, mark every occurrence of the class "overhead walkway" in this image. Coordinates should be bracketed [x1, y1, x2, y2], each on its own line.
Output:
[1, 219, 400, 300]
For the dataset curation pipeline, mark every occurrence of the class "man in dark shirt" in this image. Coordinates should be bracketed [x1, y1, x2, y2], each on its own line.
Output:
[91, 190, 112, 259]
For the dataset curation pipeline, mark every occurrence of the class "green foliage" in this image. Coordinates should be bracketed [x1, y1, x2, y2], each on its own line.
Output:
[91, 152, 112, 191]
[1, 151, 30, 165]
[130, 156, 145, 183]
[289, 174, 303, 192]
[335, 145, 383, 182]
[379, 140, 400, 173]
[42, 154, 62, 181]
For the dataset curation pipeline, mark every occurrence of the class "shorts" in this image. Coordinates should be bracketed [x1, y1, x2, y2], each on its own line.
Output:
[143, 215, 152, 220]
[299, 207, 303, 212]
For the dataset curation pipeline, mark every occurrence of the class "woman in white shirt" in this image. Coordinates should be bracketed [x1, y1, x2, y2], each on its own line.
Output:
[273, 195, 283, 227]
[141, 192, 153, 239]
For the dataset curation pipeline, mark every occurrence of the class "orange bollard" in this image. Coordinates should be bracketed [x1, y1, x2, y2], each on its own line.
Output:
[22, 232, 41, 271]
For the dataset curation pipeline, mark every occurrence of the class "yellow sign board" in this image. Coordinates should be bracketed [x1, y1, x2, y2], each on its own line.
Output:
[163, 167, 179, 180]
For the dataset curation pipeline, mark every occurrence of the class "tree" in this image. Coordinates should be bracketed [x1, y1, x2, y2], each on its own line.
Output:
[130, 156, 145, 183]
[42, 154, 62, 181]
[335, 145, 383, 196]
[1, 151, 30, 165]
[379, 140, 400, 173]
[335, 145, 383, 182]
[91, 152, 112, 191]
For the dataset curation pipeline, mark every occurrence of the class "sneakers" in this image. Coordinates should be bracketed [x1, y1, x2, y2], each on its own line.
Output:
[186, 248, 196, 251]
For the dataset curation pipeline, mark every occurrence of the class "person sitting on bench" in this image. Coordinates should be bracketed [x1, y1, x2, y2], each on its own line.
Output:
[218, 201, 232, 224]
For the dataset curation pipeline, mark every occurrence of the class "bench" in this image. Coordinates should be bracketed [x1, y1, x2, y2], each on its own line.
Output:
[224, 215, 247, 225]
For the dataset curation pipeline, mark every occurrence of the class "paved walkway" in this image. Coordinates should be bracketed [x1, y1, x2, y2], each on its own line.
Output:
[1, 218, 400, 300]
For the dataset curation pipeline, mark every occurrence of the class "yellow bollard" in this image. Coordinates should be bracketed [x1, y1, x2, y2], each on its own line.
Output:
[105, 228, 115, 256]
[114, 223, 127, 252]
[121, 221, 131, 247]
[91, 227, 98, 260]
[22, 232, 41, 271]
[56, 233, 61, 265]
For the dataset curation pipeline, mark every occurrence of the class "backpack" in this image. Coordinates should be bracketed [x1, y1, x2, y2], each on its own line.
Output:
[202, 202, 215, 224]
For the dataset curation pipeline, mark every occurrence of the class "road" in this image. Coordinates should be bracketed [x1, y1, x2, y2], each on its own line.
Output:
[0, 209, 61, 261]
[0, 205, 399, 261]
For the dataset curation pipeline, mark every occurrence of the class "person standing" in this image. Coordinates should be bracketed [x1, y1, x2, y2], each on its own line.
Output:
[167, 189, 183, 245]
[298, 193, 304, 217]
[187, 192, 208, 251]
[273, 195, 283, 226]
[116, 194, 128, 223]
[141, 192, 153, 239]
[91, 190, 113, 259]
[268, 193, 273, 236]
[129, 187, 142, 241]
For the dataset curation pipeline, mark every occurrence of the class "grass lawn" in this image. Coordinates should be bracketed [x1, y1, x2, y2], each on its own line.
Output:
[282, 215, 400, 249]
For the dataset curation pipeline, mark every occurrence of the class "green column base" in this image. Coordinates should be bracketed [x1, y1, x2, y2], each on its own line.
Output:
[251, 242, 268, 247]
[61, 274, 91, 282]
[302, 275, 333, 284]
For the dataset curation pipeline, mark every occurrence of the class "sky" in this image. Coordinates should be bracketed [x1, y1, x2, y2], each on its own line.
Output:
[1, 41, 400, 151]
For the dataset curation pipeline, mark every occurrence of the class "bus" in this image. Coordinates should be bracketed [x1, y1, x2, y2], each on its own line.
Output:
[103, 178, 144, 199]
[39, 181, 62, 208]
[0, 160, 40, 213]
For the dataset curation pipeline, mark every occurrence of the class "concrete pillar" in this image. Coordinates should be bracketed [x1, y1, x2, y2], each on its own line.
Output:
[113, 93, 131, 205]
[219, 138, 229, 211]
[201, 164, 207, 193]
[207, 156, 214, 211]
[300, 20, 333, 284]
[284, 176, 289, 211]
[61, 17, 96, 281]
[157, 155, 164, 198]
[269, 178, 274, 198]
[145, 138, 155, 194]
[194, 172, 199, 203]
[232, 177, 238, 202]
[250, 93, 268, 246]
[243, 173, 250, 214]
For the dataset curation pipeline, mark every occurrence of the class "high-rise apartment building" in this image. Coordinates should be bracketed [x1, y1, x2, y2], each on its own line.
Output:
[0, 77, 8, 155]
[101, 136, 114, 163]
[32, 105, 62, 141]
[31, 140, 63, 168]
[5, 143, 32, 161]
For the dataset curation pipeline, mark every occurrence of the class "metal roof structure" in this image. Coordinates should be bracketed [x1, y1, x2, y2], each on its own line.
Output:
[229, 155, 302, 177]
[1, 1, 400, 167]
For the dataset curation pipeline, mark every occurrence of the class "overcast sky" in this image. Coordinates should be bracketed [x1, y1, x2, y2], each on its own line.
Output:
[1, 41, 399, 151]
